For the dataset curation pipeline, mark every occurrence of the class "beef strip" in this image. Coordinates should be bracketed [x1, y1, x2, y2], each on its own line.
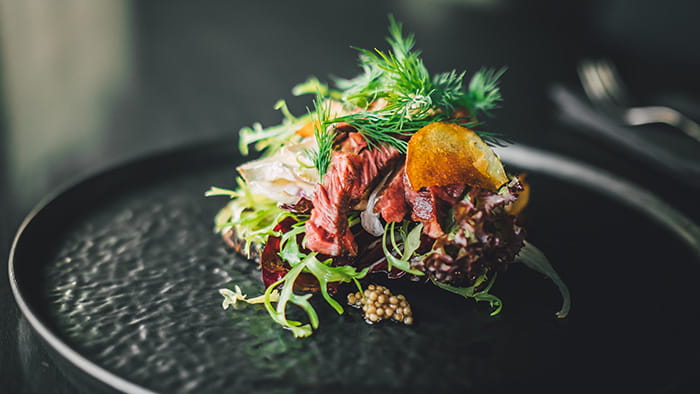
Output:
[374, 166, 409, 223]
[403, 171, 466, 238]
[305, 133, 401, 256]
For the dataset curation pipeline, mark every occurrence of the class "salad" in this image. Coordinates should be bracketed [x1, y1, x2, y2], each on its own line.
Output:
[209, 16, 569, 337]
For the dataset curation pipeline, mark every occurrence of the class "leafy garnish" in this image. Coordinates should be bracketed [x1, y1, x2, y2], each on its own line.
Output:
[430, 273, 503, 316]
[326, 15, 505, 151]
[206, 179, 289, 257]
[278, 221, 307, 266]
[238, 100, 309, 157]
[307, 95, 335, 179]
[461, 67, 506, 117]
[291, 77, 333, 99]
[259, 251, 369, 337]
[381, 221, 426, 276]
[211, 16, 526, 338]
[304, 256, 370, 314]
[220, 285, 280, 309]
[263, 260, 319, 338]
[252, 224, 371, 336]
[236, 14, 507, 162]
[516, 241, 571, 318]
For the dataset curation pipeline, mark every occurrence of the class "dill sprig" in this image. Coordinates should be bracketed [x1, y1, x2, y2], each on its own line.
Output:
[213, 15, 521, 338]
[307, 95, 334, 180]
[325, 15, 507, 153]
[462, 67, 507, 117]
[237, 14, 508, 175]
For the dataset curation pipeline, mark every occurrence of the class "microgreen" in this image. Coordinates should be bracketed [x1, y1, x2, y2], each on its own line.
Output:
[260, 250, 369, 337]
[220, 285, 279, 309]
[278, 222, 307, 265]
[251, 223, 370, 337]
[430, 273, 503, 316]
[304, 256, 370, 314]
[212, 15, 523, 338]
[516, 241, 571, 318]
[238, 99, 310, 157]
[264, 261, 319, 338]
[381, 221, 425, 276]
[235, 14, 508, 175]
[461, 67, 507, 117]
[206, 180, 289, 257]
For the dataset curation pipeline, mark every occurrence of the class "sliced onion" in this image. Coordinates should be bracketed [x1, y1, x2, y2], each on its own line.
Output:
[236, 137, 319, 204]
[360, 172, 391, 236]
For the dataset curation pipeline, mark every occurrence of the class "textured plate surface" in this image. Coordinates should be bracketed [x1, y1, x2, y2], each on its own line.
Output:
[10, 140, 700, 393]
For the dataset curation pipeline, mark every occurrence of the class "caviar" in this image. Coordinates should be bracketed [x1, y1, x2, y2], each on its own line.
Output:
[347, 284, 413, 325]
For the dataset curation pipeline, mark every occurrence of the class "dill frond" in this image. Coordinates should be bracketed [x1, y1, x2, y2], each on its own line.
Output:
[464, 67, 507, 117]
[238, 15, 509, 159]
[308, 95, 334, 179]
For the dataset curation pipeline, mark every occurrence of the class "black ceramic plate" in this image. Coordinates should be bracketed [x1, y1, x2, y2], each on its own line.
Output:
[9, 140, 700, 394]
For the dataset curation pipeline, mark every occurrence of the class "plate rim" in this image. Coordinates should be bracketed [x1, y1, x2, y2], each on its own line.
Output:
[8, 139, 700, 393]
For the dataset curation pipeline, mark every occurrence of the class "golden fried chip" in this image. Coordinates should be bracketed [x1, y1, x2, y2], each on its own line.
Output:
[406, 122, 508, 190]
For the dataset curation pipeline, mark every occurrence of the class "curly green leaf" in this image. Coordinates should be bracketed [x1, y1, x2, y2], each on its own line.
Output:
[430, 273, 503, 316]
[516, 241, 571, 318]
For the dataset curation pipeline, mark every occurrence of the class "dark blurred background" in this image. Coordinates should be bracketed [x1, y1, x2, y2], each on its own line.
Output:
[2, 0, 699, 392]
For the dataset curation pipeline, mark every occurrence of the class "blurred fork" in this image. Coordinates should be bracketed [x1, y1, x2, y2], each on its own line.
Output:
[577, 59, 700, 143]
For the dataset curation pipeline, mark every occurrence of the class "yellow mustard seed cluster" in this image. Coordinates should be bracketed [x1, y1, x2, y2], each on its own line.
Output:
[347, 284, 413, 325]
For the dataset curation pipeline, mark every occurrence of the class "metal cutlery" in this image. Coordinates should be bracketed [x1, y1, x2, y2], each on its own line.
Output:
[577, 58, 700, 144]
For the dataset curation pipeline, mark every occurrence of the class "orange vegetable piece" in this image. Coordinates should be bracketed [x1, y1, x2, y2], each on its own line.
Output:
[406, 122, 508, 191]
[295, 120, 319, 137]
[505, 174, 530, 215]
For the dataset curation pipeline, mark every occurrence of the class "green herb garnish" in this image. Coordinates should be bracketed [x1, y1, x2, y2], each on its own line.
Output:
[212, 15, 540, 338]
[237, 14, 506, 177]
[206, 179, 290, 257]
[381, 220, 426, 276]
[239, 100, 309, 157]
[261, 255, 368, 337]
[219, 218, 370, 338]
[430, 273, 503, 316]
[517, 241, 571, 318]
[308, 95, 334, 180]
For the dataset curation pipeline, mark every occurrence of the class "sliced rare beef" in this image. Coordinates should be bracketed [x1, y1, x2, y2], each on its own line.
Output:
[305, 134, 401, 256]
[373, 164, 467, 235]
[338, 129, 367, 153]
[374, 166, 409, 223]
[403, 171, 466, 238]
